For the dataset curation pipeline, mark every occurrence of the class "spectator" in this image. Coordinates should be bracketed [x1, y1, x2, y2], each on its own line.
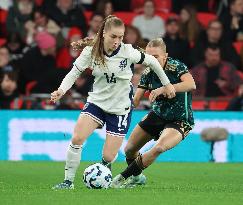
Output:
[132, 0, 165, 41]
[227, 83, 243, 111]
[0, 71, 22, 109]
[25, 7, 62, 46]
[87, 13, 104, 38]
[124, 25, 147, 49]
[46, 0, 87, 38]
[56, 27, 82, 69]
[19, 32, 67, 93]
[6, 32, 26, 63]
[191, 45, 242, 97]
[95, 0, 114, 17]
[163, 16, 191, 66]
[0, 46, 10, 74]
[219, 0, 243, 42]
[191, 20, 241, 69]
[179, 5, 202, 44]
[6, 0, 34, 40]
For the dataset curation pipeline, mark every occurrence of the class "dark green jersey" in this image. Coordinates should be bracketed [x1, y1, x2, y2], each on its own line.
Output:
[138, 57, 194, 126]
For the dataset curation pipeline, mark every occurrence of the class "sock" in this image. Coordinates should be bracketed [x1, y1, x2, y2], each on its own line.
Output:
[121, 154, 145, 179]
[101, 158, 111, 170]
[64, 143, 82, 182]
[125, 153, 140, 166]
[126, 157, 136, 166]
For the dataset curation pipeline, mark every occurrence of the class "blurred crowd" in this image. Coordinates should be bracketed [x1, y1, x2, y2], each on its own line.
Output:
[0, 0, 242, 111]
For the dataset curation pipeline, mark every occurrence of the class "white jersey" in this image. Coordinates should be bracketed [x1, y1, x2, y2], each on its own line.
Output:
[59, 43, 170, 115]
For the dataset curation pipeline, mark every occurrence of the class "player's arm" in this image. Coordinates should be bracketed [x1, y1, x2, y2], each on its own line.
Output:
[133, 88, 146, 107]
[129, 46, 175, 98]
[50, 47, 92, 103]
[149, 72, 196, 103]
[173, 73, 196, 92]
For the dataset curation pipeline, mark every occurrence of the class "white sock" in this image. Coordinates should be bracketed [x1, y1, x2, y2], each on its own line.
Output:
[64, 143, 82, 182]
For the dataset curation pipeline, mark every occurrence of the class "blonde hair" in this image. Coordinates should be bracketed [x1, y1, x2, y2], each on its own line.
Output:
[146, 38, 166, 53]
[71, 15, 124, 67]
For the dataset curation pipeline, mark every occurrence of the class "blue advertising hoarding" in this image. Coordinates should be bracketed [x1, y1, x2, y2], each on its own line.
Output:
[0, 110, 242, 162]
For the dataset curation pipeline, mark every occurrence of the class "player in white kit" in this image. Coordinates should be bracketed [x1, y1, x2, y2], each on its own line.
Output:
[51, 15, 175, 189]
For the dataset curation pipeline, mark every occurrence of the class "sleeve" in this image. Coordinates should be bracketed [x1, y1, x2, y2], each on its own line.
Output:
[128, 45, 170, 85]
[138, 72, 149, 90]
[176, 62, 189, 79]
[58, 46, 92, 94]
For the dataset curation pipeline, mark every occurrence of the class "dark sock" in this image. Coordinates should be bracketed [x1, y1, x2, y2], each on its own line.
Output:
[121, 155, 145, 179]
[126, 157, 136, 166]
[101, 158, 111, 170]
[126, 153, 141, 166]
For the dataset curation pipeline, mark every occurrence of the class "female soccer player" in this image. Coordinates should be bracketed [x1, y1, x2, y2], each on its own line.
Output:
[111, 38, 196, 188]
[51, 16, 175, 189]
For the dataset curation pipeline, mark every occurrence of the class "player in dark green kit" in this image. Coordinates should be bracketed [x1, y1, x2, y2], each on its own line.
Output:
[111, 38, 196, 188]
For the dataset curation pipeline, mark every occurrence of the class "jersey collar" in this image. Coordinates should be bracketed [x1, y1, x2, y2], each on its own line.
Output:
[104, 44, 121, 57]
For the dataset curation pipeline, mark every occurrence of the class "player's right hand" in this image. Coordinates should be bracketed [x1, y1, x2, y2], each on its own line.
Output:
[50, 89, 64, 103]
[163, 83, 176, 99]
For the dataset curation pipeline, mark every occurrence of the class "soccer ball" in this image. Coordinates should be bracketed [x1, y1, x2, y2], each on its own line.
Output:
[83, 163, 112, 189]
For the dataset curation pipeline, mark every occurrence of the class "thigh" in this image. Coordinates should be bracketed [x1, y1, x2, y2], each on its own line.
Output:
[139, 111, 166, 140]
[73, 114, 100, 144]
[81, 102, 105, 127]
[126, 124, 153, 153]
[156, 128, 183, 151]
[165, 121, 193, 140]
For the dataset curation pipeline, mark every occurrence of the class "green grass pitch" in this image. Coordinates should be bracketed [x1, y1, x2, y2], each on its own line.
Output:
[0, 162, 243, 205]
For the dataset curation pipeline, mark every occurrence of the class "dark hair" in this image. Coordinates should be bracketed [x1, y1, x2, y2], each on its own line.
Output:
[34, 7, 48, 16]
[0, 71, 18, 83]
[90, 12, 105, 21]
[206, 44, 220, 51]
[207, 19, 223, 29]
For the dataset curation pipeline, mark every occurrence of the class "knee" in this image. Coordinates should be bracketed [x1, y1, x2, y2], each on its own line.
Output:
[72, 130, 84, 145]
[124, 144, 136, 157]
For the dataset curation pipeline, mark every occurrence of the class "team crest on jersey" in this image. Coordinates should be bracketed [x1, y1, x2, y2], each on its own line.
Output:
[119, 59, 127, 71]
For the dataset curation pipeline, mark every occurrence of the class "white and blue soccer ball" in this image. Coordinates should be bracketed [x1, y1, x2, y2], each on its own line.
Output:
[83, 163, 112, 189]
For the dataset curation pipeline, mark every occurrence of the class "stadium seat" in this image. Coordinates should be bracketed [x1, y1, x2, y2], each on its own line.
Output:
[197, 12, 217, 28]
[156, 12, 177, 21]
[208, 100, 230, 110]
[84, 11, 93, 22]
[25, 81, 37, 96]
[233, 41, 243, 55]
[237, 70, 243, 80]
[0, 9, 8, 24]
[114, 12, 137, 25]
[0, 38, 6, 46]
[192, 100, 208, 110]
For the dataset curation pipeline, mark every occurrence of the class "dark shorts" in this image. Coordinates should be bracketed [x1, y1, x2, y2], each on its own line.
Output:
[138, 111, 193, 140]
[81, 102, 132, 137]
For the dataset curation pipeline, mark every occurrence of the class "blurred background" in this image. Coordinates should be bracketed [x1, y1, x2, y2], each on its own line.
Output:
[0, 0, 242, 163]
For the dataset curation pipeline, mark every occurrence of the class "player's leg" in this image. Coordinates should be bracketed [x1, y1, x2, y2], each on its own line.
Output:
[102, 134, 124, 170]
[53, 103, 103, 189]
[101, 111, 132, 169]
[120, 125, 153, 187]
[124, 124, 153, 166]
[112, 128, 183, 188]
[111, 112, 164, 188]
